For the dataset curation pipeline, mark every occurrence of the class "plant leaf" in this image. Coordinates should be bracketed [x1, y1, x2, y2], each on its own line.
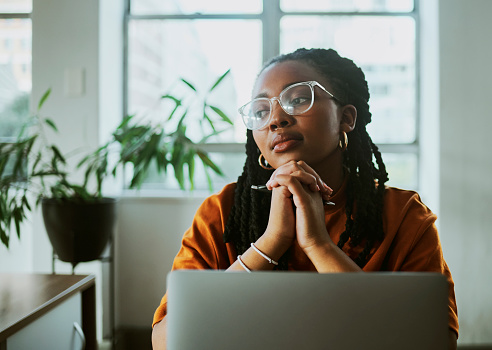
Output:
[176, 109, 189, 130]
[0, 228, 9, 249]
[116, 114, 134, 130]
[208, 105, 233, 124]
[0, 154, 9, 178]
[37, 88, 51, 111]
[44, 118, 58, 132]
[209, 69, 231, 92]
[203, 166, 213, 192]
[51, 145, 66, 164]
[196, 150, 223, 176]
[203, 111, 216, 132]
[171, 141, 185, 190]
[185, 150, 195, 191]
[180, 78, 197, 91]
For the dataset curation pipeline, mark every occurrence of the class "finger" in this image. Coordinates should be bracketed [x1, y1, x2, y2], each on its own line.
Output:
[267, 160, 307, 189]
[273, 174, 323, 207]
[269, 171, 319, 193]
[267, 160, 300, 182]
[296, 161, 333, 196]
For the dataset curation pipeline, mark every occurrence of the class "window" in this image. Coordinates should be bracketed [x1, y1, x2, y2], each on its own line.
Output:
[0, 1, 32, 178]
[0, 0, 32, 139]
[125, 0, 419, 191]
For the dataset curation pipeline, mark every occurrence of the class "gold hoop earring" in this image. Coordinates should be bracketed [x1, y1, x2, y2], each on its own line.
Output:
[339, 132, 348, 152]
[258, 154, 273, 170]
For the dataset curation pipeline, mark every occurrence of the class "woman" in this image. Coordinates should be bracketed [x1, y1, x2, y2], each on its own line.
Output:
[152, 48, 458, 349]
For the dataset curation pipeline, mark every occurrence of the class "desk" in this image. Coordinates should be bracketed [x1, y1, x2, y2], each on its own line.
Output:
[0, 273, 96, 350]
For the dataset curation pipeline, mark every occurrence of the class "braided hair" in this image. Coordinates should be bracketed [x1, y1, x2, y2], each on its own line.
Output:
[223, 48, 388, 268]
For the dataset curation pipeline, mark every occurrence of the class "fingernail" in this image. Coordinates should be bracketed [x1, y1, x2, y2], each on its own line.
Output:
[323, 182, 333, 193]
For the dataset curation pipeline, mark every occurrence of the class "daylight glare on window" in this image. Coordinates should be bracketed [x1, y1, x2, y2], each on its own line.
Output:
[127, 0, 418, 191]
[131, 0, 262, 15]
[281, 16, 416, 144]
[0, 0, 31, 139]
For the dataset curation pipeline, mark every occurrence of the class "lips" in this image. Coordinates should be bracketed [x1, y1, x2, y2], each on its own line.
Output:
[271, 132, 303, 152]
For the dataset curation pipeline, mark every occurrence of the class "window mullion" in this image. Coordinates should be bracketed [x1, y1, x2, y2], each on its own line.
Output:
[262, 0, 281, 62]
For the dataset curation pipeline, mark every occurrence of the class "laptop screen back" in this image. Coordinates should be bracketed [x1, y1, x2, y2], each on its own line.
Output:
[166, 270, 448, 350]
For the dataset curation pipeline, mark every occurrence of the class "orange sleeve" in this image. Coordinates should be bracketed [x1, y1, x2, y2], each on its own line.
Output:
[152, 183, 237, 327]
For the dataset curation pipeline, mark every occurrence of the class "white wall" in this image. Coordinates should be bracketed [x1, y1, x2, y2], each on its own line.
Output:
[115, 195, 204, 327]
[439, 0, 492, 344]
[30, 0, 123, 342]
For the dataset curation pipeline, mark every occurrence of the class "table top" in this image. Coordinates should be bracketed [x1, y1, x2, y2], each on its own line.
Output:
[0, 273, 95, 341]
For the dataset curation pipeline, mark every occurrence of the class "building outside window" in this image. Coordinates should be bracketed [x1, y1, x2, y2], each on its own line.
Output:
[0, 0, 31, 178]
[125, 0, 418, 192]
[0, 0, 31, 137]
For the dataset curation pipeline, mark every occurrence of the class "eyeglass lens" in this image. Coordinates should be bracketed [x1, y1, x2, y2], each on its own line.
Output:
[242, 84, 313, 130]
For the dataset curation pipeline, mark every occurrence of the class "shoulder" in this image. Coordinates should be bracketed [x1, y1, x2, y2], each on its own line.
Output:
[382, 186, 437, 236]
[194, 182, 237, 223]
[383, 186, 434, 216]
[199, 182, 237, 210]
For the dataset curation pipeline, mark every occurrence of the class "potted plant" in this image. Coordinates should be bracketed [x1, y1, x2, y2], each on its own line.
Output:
[0, 70, 233, 267]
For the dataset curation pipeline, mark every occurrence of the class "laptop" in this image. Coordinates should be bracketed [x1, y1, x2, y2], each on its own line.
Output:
[166, 270, 449, 350]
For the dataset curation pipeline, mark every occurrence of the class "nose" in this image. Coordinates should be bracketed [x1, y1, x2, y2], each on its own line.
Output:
[268, 99, 295, 131]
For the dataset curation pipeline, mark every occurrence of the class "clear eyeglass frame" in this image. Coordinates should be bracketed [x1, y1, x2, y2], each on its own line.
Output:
[238, 80, 339, 130]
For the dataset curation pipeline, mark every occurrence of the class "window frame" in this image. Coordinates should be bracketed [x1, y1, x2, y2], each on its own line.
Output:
[123, 0, 421, 188]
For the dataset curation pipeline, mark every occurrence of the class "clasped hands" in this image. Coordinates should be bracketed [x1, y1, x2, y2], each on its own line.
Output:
[263, 160, 334, 254]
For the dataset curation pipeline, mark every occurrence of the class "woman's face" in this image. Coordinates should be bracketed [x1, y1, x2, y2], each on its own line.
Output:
[252, 60, 356, 176]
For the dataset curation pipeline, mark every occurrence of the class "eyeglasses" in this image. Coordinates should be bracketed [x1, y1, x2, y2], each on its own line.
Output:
[238, 81, 338, 130]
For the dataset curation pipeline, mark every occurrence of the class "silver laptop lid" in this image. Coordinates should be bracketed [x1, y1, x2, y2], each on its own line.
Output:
[167, 270, 448, 350]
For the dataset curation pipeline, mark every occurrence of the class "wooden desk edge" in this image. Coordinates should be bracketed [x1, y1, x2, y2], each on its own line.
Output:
[0, 274, 96, 342]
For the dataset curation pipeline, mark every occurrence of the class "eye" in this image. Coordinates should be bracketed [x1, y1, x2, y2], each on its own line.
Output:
[253, 109, 270, 119]
[250, 100, 270, 119]
[282, 85, 312, 108]
[289, 96, 310, 106]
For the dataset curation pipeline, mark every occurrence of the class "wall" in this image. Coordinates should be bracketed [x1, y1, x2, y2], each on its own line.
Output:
[30, 0, 123, 342]
[115, 194, 204, 327]
[439, 0, 492, 344]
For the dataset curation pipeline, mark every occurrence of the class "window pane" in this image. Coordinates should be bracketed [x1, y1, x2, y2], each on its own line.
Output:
[280, 16, 416, 144]
[0, 0, 32, 13]
[281, 0, 413, 12]
[131, 0, 262, 15]
[128, 19, 261, 144]
[0, 18, 31, 138]
[381, 153, 418, 190]
[139, 151, 246, 192]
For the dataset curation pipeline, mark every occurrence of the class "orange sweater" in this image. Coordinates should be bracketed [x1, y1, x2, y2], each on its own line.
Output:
[153, 182, 459, 336]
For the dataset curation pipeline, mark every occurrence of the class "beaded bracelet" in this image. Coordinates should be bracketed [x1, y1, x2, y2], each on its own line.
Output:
[237, 255, 251, 273]
[251, 243, 278, 265]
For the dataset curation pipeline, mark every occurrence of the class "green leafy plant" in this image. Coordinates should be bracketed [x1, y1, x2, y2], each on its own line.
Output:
[0, 70, 234, 249]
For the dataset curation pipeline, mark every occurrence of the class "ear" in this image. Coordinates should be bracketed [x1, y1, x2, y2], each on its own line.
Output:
[340, 104, 357, 133]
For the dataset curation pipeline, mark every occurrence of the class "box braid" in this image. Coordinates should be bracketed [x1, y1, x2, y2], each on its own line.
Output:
[224, 48, 388, 268]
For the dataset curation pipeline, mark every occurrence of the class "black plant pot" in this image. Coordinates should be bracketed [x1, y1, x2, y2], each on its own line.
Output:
[42, 197, 117, 267]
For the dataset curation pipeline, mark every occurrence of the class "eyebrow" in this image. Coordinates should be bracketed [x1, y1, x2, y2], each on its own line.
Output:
[253, 81, 306, 99]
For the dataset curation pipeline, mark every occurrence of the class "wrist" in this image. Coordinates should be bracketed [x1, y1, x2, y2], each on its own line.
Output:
[302, 236, 336, 261]
[302, 236, 363, 273]
[256, 230, 292, 262]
